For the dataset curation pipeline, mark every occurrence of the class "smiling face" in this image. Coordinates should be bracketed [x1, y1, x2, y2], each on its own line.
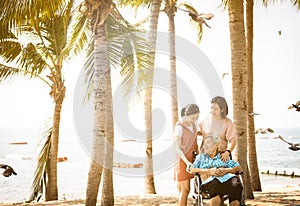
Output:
[203, 136, 218, 155]
[210, 103, 223, 119]
[186, 112, 199, 124]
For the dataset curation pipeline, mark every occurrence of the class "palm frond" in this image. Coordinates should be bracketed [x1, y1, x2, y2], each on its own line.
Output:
[293, 0, 300, 9]
[28, 119, 52, 202]
[132, 14, 151, 27]
[83, 11, 153, 102]
[63, 3, 91, 58]
[0, 63, 50, 86]
[117, 0, 152, 10]
[0, 0, 66, 30]
[106, 15, 153, 98]
[83, 41, 95, 103]
[0, 64, 24, 82]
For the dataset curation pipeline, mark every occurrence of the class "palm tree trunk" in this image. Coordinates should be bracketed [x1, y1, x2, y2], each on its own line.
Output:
[144, 0, 162, 194]
[168, 1, 179, 129]
[85, 23, 108, 206]
[45, 83, 66, 201]
[227, 0, 254, 200]
[246, 0, 262, 192]
[101, 66, 114, 206]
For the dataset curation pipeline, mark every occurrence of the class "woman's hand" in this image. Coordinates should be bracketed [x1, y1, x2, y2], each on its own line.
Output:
[220, 150, 230, 162]
[186, 162, 192, 172]
[210, 168, 227, 177]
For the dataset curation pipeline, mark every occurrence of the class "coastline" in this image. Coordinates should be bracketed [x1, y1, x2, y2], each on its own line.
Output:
[1, 185, 299, 206]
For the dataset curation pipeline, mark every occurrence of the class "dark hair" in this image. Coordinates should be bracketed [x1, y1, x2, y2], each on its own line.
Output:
[211, 96, 228, 118]
[181, 107, 186, 117]
[184, 104, 200, 116]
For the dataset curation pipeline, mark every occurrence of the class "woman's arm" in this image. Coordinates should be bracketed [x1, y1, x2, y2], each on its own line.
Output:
[214, 165, 243, 176]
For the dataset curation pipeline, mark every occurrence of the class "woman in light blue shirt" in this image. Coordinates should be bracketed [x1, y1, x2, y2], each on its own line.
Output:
[189, 136, 243, 206]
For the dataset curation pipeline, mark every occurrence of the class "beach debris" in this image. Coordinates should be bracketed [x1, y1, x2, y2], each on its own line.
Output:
[277, 135, 300, 151]
[0, 164, 17, 177]
[288, 100, 300, 112]
[255, 127, 274, 134]
[113, 162, 143, 168]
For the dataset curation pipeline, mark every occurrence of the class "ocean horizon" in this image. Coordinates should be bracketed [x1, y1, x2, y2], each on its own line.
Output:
[0, 126, 299, 203]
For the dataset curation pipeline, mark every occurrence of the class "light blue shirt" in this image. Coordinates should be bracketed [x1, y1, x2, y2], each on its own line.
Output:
[191, 153, 240, 185]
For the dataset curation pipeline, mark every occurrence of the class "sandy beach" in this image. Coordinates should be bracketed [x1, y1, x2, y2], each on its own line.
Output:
[2, 185, 299, 206]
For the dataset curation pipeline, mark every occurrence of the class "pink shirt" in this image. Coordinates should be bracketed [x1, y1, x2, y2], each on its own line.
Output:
[199, 115, 237, 152]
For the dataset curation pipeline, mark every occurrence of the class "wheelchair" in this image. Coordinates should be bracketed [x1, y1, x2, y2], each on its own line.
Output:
[190, 151, 245, 206]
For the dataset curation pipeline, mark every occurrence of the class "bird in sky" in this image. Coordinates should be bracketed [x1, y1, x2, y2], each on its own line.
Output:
[288, 100, 300, 112]
[221, 72, 229, 80]
[0, 164, 17, 177]
[277, 135, 300, 151]
[176, 3, 214, 28]
[188, 12, 214, 28]
[249, 112, 262, 117]
[255, 127, 274, 134]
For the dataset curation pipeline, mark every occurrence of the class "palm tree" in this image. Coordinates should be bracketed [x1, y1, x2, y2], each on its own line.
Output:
[164, 0, 178, 129]
[245, 0, 262, 192]
[226, 0, 254, 200]
[117, 0, 161, 194]
[0, 0, 89, 200]
[83, 1, 154, 204]
[164, 2, 214, 129]
[143, 0, 163, 194]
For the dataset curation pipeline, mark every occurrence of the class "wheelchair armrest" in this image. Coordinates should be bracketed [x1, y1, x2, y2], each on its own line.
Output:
[193, 172, 200, 176]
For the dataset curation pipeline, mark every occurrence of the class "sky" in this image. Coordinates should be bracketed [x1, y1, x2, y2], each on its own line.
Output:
[0, 0, 300, 136]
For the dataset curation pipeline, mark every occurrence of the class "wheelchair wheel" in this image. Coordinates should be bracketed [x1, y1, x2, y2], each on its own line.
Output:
[194, 175, 203, 206]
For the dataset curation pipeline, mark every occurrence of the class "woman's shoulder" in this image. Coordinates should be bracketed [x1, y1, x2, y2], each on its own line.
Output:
[224, 117, 234, 124]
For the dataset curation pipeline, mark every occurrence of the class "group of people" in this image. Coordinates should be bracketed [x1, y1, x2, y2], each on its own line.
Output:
[173, 96, 243, 206]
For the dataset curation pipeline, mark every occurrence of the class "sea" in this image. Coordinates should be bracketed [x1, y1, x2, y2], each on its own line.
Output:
[0, 126, 300, 203]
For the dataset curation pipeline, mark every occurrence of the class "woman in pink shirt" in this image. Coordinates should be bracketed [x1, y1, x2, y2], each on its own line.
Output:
[199, 96, 237, 162]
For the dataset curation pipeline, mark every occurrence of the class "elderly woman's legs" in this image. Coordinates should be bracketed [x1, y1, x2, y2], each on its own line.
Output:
[209, 195, 222, 205]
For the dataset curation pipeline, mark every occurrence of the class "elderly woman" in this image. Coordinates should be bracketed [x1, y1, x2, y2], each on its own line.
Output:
[189, 136, 243, 206]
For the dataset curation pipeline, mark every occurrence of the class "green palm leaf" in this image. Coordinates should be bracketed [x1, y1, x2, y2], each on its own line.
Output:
[83, 13, 153, 102]
[28, 119, 52, 202]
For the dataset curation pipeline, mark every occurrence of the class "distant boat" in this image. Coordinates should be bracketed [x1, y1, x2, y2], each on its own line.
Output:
[9, 142, 28, 145]
[57, 157, 68, 162]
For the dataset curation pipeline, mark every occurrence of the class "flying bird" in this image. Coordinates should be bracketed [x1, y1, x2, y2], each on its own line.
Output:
[249, 112, 262, 117]
[288, 100, 300, 112]
[221, 72, 229, 80]
[176, 4, 214, 28]
[188, 12, 214, 28]
[255, 127, 274, 134]
[0, 164, 17, 177]
[277, 135, 300, 151]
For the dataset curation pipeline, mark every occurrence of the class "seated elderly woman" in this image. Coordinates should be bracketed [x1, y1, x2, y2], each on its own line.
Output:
[188, 136, 243, 206]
